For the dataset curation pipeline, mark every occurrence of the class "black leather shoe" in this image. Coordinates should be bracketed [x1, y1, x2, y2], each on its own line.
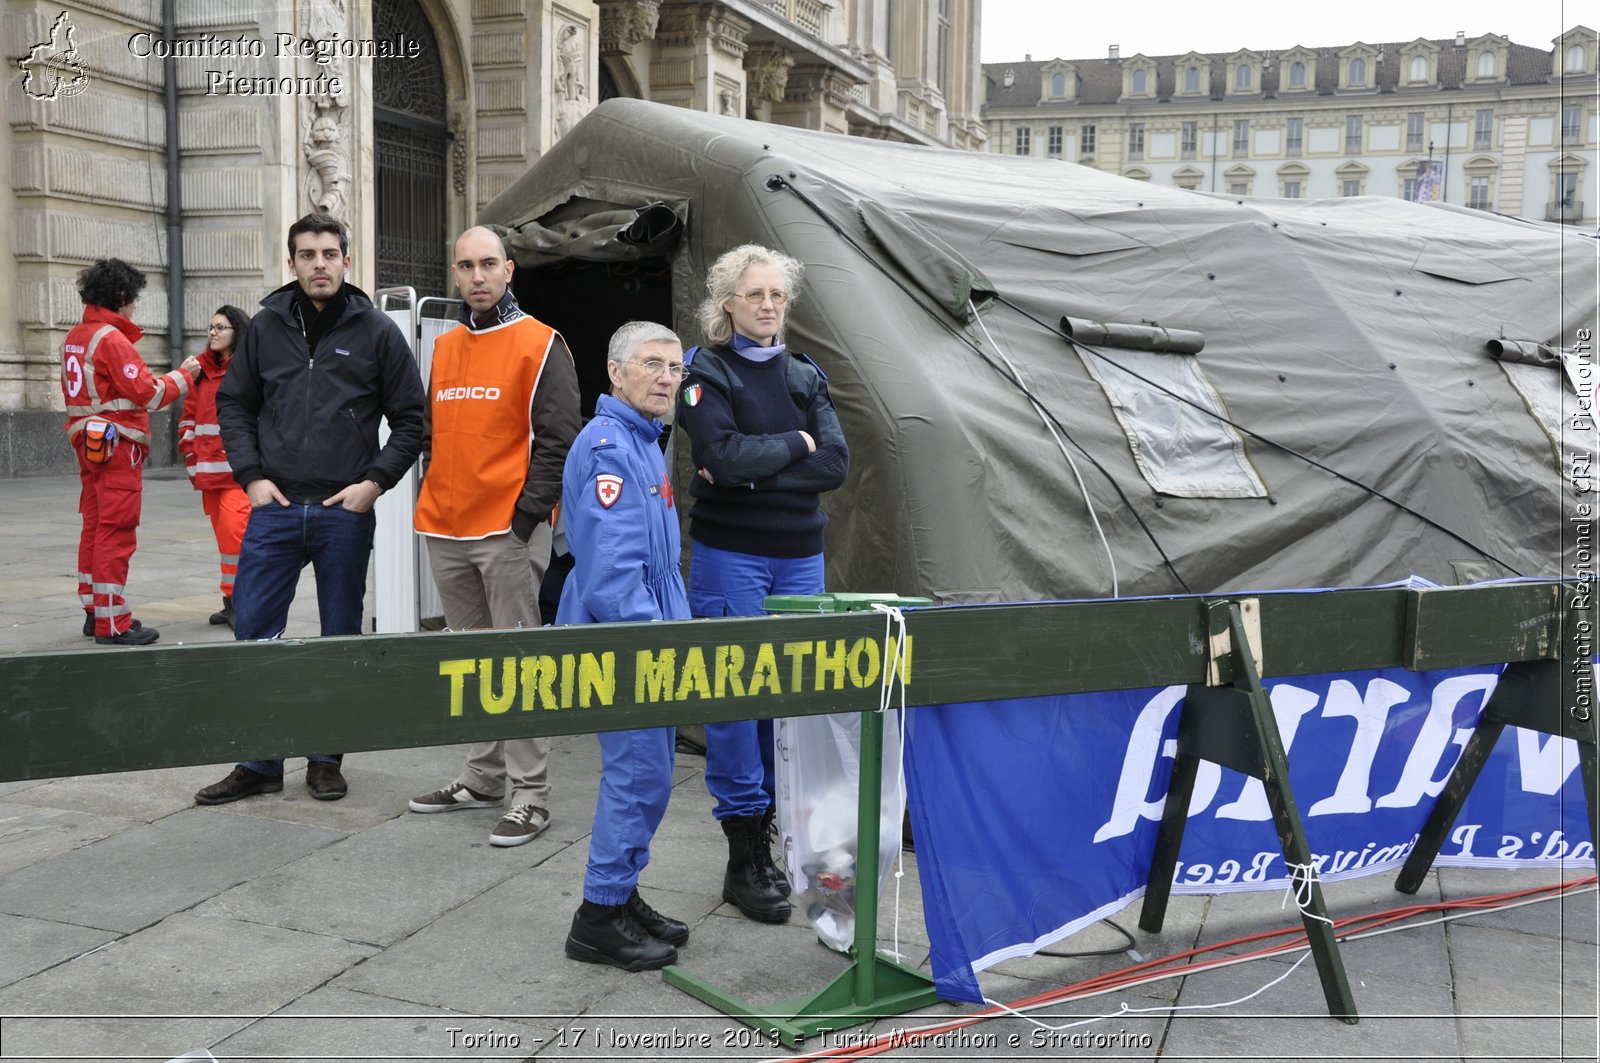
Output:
[722, 815, 792, 923]
[627, 888, 689, 946]
[95, 623, 159, 646]
[565, 900, 677, 971]
[195, 766, 283, 805]
[305, 762, 348, 801]
[85, 614, 141, 638]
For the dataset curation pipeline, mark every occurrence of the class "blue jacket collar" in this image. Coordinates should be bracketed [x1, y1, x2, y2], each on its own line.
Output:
[596, 392, 663, 441]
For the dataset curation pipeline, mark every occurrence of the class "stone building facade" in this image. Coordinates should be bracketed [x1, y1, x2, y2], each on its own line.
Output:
[2, 0, 985, 475]
[982, 27, 1595, 225]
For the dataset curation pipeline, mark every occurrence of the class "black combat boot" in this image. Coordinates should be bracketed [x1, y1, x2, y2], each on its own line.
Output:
[759, 804, 792, 895]
[626, 888, 689, 946]
[564, 899, 678, 971]
[209, 595, 234, 627]
[722, 815, 792, 923]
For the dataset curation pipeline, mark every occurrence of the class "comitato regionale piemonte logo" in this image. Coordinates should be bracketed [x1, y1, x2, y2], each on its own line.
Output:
[20, 11, 90, 101]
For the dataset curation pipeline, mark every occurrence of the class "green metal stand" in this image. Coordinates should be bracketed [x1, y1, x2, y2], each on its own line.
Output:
[1139, 599, 1360, 1024]
[663, 593, 944, 1047]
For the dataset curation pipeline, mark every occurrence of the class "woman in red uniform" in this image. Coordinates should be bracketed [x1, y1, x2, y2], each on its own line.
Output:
[178, 305, 253, 627]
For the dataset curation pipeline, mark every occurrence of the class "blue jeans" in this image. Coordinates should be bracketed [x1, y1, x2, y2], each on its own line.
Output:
[688, 542, 825, 819]
[234, 502, 375, 776]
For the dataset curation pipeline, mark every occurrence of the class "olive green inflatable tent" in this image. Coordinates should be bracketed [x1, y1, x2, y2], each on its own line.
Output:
[478, 97, 1595, 603]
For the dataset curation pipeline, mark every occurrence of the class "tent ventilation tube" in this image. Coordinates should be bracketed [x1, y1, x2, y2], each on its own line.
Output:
[1485, 339, 1560, 368]
[1061, 316, 1205, 355]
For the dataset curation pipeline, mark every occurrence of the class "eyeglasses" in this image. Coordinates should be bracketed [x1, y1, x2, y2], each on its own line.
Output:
[206, 324, 233, 333]
[625, 359, 686, 379]
[737, 289, 788, 306]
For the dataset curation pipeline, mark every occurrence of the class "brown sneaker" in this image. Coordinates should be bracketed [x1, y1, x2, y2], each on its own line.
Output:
[408, 781, 502, 813]
[490, 804, 549, 847]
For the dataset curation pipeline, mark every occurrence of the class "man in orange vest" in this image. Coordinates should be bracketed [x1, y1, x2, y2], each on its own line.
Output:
[408, 226, 581, 847]
[61, 258, 201, 645]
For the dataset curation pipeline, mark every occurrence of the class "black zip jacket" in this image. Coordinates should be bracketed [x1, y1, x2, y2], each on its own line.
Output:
[217, 280, 426, 503]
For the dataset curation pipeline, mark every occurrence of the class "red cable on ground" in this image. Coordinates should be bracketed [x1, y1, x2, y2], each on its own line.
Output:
[770, 875, 1597, 1063]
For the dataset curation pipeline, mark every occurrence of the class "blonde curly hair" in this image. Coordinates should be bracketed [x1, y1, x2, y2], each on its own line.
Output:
[696, 244, 804, 346]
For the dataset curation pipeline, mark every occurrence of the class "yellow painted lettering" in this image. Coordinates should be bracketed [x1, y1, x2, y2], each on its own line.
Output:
[715, 644, 747, 698]
[747, 642, 782, 697]
[815, 639, 847, 690]
[783, 640, 814, 690]
[581, 652, 616, 707]
[847, 637, 880, 688]
[478, 657, 516, 715]
[636, 648, 677, 703]
[676, 646, 711, 700]
[561, 653, 576, 709]
[439, 658, 476, 717]
[520, 655, 559, 710]
[890, 635, 913, 684]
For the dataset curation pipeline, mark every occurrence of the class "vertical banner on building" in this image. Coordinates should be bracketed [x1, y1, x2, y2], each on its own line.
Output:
[1414, 160, 1442, 202]
[905, 664, 1594, 1004]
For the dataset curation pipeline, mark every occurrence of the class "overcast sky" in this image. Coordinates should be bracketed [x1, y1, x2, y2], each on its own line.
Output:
[979, 3, 1583, 62]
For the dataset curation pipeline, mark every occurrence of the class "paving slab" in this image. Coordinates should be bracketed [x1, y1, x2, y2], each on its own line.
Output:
[0, 808, 345, 933]
[1438, 865, 1600, 945]
[0, 800, 137, 874]
[208, 984, 559, 1062]
[6, 763, 250, 824]
[0, 913, 117, 991]
[0, 912, 378, 1061]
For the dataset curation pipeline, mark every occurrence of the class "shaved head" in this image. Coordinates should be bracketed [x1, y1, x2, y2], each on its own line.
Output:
[451, 226, 515, 316]
[454, 225, 508, 262]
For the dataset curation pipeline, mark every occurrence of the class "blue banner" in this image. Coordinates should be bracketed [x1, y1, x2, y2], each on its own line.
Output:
[904, 665, 1595, 1004]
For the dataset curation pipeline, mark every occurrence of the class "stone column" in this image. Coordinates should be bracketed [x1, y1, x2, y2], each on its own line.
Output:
[651, 2, 751, 114]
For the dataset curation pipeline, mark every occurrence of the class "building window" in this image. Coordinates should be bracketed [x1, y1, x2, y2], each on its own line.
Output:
[1181, 121, 1197, 159]
[1406, 112, 1425, 152]
[1184, 66, 1200, 92]
[1235, 64, 1253, 90]
[1230, 181, 1249, 195]
[1233, 119, 1249, 158]
[1051, 72, 1066, 97]
[1556, 171, 1579, 208]
[1409, 55, 1427, 82]
[1345, 114, 1363, 154]
[1286, 117, 1303, 156]
[1014, 126, 1031, 155]
[1568, 44, 1588, 73]
[1474, 109, 1493, 149]
[1563, 105, 1583, 145]
[1047, 125, 1063, 157]
[1403, 177, 1418, 200]
[935, 0, 950, 96]
[1348, 57, 1367, 85]
[1283, 180, 1302, 199]
[1128, 122, 1145, 160]
[1476, 51, 1495, 79]
[1131, 68, 1147, 94]
[1081, 124, 1096, 159]
[1468, 175, 1490, 209]
[1288, 61, 1305, 88]
[1343, 179, 1362, 197]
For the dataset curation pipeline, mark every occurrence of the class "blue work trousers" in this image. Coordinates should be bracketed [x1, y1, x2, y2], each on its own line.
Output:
[584, 726, 676, 904]
[234, 502, 374, 776]
[687, 542, 824, 820]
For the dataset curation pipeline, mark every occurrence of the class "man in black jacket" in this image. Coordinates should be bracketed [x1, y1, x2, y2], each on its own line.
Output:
[197, 212, 426, 805]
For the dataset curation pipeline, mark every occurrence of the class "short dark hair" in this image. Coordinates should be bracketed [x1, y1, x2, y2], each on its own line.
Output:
[77, 259, 147, 311]
[214, 304, 252, 341]
[287, 213, 348, 258]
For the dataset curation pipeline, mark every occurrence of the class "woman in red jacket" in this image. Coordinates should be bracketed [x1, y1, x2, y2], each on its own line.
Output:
[178, 305, 253, 627]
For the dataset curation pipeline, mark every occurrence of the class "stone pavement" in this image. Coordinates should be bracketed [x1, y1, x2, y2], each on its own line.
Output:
[1, 471, 1596, 1062]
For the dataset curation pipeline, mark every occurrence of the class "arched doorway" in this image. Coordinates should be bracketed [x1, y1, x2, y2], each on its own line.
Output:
[373, 0, 450, 295]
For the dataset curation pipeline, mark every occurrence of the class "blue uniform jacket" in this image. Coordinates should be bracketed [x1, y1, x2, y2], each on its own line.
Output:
[555, 393, 690, 625]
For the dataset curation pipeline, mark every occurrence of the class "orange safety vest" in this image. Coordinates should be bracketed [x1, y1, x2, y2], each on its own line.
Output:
[414, 315, 556, 540]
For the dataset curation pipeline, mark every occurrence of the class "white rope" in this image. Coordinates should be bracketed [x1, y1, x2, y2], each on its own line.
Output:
[1281, 860, 1336, 926]
[969, 299, 1119, 598]
[872, 602, 911, 962]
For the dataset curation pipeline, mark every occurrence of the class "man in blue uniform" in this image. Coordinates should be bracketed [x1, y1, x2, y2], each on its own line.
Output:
[560, 321, 693, 972]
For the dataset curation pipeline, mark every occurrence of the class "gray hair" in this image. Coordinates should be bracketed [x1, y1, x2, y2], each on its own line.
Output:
[607, 320, 682, 365]
[696, 244, 804, 346]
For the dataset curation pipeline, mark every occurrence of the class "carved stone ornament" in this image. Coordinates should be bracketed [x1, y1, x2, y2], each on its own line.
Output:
[744, 44, 793, 106]
[599, 0, 661, 54]
[303, 101, 352, 221]
[553, 23, 592, 140]
[450, 113, 467, 196]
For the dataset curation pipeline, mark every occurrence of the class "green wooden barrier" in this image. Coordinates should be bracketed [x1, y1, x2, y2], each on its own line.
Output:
[0, 580, 1592, 1034]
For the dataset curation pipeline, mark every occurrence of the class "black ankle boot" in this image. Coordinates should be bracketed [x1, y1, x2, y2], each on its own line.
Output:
[565, 899, 677, 971]
[759, 805, 792, 895]
[721, 815, 792, 923]
[209, 595, 234, 628]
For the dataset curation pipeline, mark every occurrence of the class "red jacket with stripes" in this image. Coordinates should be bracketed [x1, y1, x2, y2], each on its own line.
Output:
[61, 306, 194, 449]
[178, 347, 238, 491]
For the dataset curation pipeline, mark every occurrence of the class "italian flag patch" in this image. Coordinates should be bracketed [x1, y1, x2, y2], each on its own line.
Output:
[683, 383, 702, 407]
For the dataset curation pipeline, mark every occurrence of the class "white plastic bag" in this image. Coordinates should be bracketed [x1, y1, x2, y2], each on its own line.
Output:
[774, 710, 905, 952]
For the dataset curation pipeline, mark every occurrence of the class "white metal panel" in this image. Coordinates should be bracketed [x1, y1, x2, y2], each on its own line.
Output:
[373, 289, 420, 633]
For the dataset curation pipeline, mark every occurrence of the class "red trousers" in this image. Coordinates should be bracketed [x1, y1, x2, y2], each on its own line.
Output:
[201, 486, 251, 595]
[76, 443, 144, 637]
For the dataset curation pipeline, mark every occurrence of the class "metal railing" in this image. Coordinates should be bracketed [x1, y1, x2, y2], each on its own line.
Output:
[1547, 201, 1586, 223]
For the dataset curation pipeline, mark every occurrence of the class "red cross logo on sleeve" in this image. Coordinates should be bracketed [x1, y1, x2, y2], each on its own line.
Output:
[660, 472, 674, 508]
[595, 473, 623, 509]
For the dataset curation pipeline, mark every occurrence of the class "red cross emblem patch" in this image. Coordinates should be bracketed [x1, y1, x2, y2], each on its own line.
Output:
[595, 473, 623, 509]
